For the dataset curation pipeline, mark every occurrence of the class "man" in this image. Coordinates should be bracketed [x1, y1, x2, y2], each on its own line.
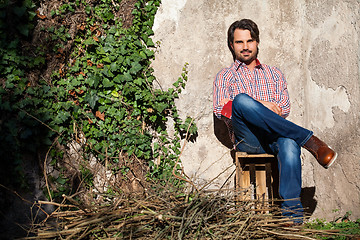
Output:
[213, 19, 337, 223]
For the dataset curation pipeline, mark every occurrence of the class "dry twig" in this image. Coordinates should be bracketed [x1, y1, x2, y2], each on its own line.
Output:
[20, 188, 359, 240]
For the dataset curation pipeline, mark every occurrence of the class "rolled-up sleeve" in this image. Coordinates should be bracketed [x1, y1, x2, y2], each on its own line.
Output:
[273, 67, 290, 118]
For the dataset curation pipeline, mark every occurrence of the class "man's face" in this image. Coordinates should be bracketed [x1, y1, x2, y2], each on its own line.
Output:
[231, 29, 258, 64]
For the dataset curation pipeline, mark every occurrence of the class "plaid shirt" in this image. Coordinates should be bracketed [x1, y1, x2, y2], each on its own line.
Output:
[213, 59, 290, 119]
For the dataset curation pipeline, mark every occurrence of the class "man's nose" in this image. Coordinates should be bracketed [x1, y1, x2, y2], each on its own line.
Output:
[243, 42, 248, 50]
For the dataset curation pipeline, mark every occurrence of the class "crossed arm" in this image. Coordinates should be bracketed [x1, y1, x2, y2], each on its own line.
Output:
[220, 98, 283, 116]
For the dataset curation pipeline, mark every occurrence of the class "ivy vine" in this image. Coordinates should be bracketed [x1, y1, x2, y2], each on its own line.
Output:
[0, 0, 197, 194]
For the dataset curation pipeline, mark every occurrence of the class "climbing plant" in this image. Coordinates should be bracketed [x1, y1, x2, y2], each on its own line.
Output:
[0, 0, 197, 194]
[0, 0, 40, 188]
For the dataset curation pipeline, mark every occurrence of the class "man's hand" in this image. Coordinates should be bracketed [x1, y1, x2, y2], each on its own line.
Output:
[259, 100, 282, 116]
[220, 98, 231, 105]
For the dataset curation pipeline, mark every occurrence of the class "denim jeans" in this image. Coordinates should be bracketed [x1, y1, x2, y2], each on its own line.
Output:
[231, 93, 313, 222]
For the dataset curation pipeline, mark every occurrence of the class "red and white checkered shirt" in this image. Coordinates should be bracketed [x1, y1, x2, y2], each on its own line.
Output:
[213, 59, 290, 119]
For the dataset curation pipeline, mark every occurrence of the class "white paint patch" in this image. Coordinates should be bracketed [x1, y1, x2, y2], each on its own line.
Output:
[316, 11, 347, 47]
[153, 0, 188, 31]
[308, 80, 350, 129]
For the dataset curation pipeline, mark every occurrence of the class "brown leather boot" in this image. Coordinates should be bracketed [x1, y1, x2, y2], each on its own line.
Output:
[303, 135, 337, 169]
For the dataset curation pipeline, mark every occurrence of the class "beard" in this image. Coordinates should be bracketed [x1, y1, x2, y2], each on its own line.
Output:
[236, 48, 258, 64]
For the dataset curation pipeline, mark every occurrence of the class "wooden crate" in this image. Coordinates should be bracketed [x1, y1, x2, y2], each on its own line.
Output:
[235, 152, 278, 204]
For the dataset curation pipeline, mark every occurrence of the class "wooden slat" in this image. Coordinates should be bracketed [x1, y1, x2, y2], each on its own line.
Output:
[249, 164, 256, 200]
[256, 165, 266, 199]
[235, 155, 240, 191]
[265, 162, 273, 203]
[235, 152, 274, 158]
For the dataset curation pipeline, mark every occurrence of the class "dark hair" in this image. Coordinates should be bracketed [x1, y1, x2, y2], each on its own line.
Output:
[227, 19, 260, 61]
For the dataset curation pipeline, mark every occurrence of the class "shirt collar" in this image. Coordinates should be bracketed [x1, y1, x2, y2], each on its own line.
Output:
[234, 59, 263, 71]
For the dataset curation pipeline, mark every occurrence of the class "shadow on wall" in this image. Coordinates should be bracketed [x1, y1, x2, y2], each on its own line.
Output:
[301, 186, 317, 217]
[213, 114, 233, 150]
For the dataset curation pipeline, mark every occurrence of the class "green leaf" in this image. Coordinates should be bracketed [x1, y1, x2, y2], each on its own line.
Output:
[133, 78, 143, 86]
[110, 62, 118, 71]
[34, 56, 45, 66]
[111, 90, 119, 98]
[146, 38, 154, 47]
[5, 81, 14, 89]
[16, 24, 30, 37]
[154, 102, 168, 113]
[56, 177, 67, 185]
[103, 78, 114, 87]
[97, 47, 106, 55]
[103, 56, 111, 63]
[85, 6, 91, 14]
[84, 91, 99, 109]
[130, 61, 142, 74]
[13, 6, 26, 17]
[86, 74, 100, 87]
[121, 72, 133, 82]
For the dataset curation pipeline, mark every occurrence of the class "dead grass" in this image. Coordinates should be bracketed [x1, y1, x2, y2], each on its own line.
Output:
[19, 185, 357, 240]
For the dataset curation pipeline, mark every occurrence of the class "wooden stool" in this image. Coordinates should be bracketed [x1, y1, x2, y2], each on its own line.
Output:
[235, 152, 278, 204]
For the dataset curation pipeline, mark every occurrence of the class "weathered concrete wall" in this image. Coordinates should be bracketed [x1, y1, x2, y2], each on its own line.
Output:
[152, 0, 360, 221]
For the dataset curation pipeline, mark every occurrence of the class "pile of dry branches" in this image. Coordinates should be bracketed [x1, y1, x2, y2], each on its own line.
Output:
[20, 186, 354, 240]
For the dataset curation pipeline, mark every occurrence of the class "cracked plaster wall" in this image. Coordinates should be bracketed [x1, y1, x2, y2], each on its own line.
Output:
[151, 0, 360, 221]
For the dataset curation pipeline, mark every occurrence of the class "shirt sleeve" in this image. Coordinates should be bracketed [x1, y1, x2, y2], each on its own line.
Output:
[273, 67, 290, 118]
[213, 68, 232, 119]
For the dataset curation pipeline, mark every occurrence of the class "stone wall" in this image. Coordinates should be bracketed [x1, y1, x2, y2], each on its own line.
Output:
[151, 0, 360, 221]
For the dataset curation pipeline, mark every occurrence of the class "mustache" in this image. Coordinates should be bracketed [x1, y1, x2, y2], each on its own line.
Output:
[241, 50, 252, 53]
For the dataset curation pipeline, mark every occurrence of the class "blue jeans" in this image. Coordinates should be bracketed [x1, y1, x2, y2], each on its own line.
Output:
[231, 94, 313, 222]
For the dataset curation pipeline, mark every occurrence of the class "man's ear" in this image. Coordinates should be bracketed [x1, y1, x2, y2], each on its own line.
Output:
[230, 43, 234, 50]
